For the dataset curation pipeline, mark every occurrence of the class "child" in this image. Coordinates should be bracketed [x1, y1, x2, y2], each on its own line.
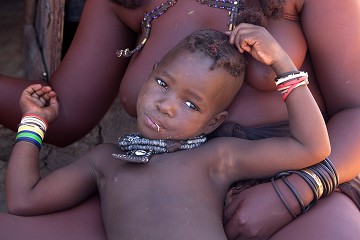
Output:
[6, 24, 330, 240]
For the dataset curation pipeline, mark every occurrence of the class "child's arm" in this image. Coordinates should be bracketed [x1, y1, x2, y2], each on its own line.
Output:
[5, 84, 97, 215]
[218, 24, 330, 181]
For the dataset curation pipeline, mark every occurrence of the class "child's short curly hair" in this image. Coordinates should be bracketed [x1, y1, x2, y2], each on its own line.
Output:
[183, 29, 246, 78]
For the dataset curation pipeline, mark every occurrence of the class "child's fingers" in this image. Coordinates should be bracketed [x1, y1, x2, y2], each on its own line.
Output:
[22, 84, 56, 107]
[40, 85, 53, 93]
[23, 84, 42, 96]
[44, 91, 57, 103]
[235, 32, 252, 54]
[32, 86, 53, 99]
[228, 28, 243, 52]
[38, 96, 47, 106]
[228, 25, 255, 53]
[225, 30, 234, 44]
[49, 94, 59, 111]
[37, 91, 57, 105]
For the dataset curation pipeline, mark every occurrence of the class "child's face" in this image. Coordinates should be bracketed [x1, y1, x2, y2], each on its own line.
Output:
[136, 49, 231, 140]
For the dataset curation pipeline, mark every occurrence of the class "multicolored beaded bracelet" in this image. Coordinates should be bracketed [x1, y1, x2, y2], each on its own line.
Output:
[16, 114, 47, 150]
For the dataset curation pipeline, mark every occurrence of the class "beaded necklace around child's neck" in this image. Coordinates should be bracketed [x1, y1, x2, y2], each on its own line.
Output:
[115, 0, 244, 58]
[112, 133, 207, 163]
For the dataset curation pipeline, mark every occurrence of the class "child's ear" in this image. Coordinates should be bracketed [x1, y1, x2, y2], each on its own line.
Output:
[204, 111, 228, 135]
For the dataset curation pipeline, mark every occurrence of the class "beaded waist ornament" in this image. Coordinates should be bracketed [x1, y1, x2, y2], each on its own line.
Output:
[112, 133, 207, 163]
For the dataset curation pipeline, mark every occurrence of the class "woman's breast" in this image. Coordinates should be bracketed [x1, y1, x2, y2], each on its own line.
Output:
[117, 0, 321, 125]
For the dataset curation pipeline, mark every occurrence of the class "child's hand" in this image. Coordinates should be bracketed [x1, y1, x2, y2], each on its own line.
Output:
[19, 84, 59, 124]
[226, 23, 288, 67]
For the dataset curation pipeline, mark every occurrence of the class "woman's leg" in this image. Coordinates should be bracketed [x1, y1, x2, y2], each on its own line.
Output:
[0, 195, 106, 240]
[270, 192, 360, 240]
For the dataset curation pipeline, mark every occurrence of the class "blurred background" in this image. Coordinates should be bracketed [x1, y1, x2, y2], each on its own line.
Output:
[0, 0, 137, 212]
[0, 0, 26, 213]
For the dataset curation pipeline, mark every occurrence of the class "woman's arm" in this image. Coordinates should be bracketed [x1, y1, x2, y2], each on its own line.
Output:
[223, 1, 360, 238]
[301, 0, 360, 183]
[0, 0, 136, 147]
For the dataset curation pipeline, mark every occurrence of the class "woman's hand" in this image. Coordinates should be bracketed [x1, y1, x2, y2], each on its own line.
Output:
[223, 181, 293, 240]
[19, 84, 59, 124]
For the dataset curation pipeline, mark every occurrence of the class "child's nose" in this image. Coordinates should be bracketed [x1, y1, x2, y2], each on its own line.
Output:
[156, 98, 175, 118]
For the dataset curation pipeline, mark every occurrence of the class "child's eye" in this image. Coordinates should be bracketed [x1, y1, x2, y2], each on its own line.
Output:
[156, 79, 168, 89]
[184, 101, 199, 111]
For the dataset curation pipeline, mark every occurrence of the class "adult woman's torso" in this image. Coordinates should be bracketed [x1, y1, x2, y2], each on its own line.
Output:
[112, 0, 326, 126]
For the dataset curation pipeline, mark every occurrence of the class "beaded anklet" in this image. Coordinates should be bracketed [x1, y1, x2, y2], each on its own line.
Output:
[112, 133, 207, 163]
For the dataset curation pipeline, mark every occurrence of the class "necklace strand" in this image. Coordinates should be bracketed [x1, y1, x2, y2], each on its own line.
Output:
[116, 0, 177, 58]
[198, 0, 244, 30]
[112, 133, 207, 163]
[115, 0, 244, 58]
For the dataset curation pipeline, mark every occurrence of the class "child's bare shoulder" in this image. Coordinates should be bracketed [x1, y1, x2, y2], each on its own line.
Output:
[205, 137, 249, 149]
[192, 137, 250, 160]
[81, 143, 121, 169]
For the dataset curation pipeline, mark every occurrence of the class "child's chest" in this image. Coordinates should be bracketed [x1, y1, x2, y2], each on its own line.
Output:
[99, 152, 217, 204]
[96, 153, 227, 238]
